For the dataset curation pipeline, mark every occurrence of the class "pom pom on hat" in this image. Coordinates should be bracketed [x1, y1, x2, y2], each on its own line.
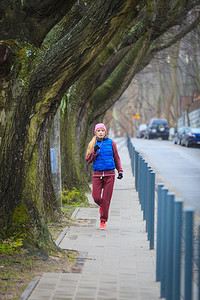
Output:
[94, 123, 107, 134]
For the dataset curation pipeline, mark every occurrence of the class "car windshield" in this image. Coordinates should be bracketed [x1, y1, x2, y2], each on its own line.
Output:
[190, 128, 200, 133]
[152, 119, 167, 124]
[140, 124, 147, 130]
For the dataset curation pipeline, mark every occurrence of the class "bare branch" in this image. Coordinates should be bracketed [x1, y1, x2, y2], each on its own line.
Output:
[151, 15, 200, 53]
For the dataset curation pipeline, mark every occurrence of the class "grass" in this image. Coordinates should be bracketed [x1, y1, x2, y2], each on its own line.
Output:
[0, 202, 88, 300]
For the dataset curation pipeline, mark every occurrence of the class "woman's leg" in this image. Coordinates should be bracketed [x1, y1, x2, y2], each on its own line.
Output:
[101, 176, 115, 223]
[92, 177, 103, 207]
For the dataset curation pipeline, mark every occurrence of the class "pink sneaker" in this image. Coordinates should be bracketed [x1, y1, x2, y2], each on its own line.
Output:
[100, 222, 106, 230]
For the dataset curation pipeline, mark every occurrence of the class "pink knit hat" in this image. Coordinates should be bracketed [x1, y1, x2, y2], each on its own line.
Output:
[94, 123, 107, 134]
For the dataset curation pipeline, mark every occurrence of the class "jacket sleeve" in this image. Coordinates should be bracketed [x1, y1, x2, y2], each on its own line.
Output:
[112, 141, 123, 173]
[85, 150, 97, 163]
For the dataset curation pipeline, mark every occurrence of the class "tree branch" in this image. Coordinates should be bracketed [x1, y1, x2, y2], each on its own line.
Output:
[30, 1, 131, 91]
[151, 15, 200, 53]
[0, 0, 76, 45]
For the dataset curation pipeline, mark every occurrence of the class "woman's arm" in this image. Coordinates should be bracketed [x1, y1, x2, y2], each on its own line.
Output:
[85, 150, 97, 163]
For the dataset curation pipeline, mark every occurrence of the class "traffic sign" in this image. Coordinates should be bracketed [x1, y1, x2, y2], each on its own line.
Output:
[134, 113, 140, 119]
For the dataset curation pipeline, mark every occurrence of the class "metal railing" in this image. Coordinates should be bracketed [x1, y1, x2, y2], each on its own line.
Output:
[127, 133, 155, 250]
[127, 133, 199, 300]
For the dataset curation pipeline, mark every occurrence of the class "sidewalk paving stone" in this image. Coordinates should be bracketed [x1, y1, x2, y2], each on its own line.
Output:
[28, 139, 160, 300]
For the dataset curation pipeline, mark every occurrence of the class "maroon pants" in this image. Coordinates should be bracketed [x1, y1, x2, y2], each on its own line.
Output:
[92, 175, 115, 222]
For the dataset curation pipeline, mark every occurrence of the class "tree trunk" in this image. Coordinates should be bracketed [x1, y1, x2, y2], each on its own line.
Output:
[165, 42, 180, 124]
[0, 79, 59, 249]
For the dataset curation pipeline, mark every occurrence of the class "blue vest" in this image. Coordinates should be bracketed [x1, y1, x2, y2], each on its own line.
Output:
[93, 138, 115, 171]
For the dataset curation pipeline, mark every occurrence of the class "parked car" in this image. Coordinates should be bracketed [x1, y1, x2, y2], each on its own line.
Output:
[180, 127, 200, 147]
[144, 118, 169, 140]
[173, 127, 188, 145]
[136, 124, 147, 138]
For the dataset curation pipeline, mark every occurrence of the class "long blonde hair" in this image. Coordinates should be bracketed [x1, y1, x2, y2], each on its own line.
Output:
[86, 136, 97, 156]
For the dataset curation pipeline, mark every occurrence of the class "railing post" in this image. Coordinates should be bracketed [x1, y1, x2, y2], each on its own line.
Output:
[143, 162, 148, 222]
[131, 144, 135, 176]
[149, 171, 155, 250]
[160, 187, 168, 298]
[140, 159, 145, 211]
[184, 207, 194, 300]
[127, 133, 131, 158]
[138, 155, 142, 204]
[130, 143, 133, 173]
[156, 183, 164, 282]
[166, 192, 175, 300]
[135, 150, 138, 191]
[173, 199, 183, 300]
[146, 166, 151, 236]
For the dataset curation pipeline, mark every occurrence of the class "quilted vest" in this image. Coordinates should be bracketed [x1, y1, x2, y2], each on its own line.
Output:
[93, 138, 115, 171]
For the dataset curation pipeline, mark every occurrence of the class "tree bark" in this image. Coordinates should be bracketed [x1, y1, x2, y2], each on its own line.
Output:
[165, 42, 180, 124]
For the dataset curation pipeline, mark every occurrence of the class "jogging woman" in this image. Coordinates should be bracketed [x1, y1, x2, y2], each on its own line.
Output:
[85, 123, 123, 230]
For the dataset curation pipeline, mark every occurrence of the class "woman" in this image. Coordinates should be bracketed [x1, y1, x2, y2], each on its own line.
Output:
[85, 123, 123, 230]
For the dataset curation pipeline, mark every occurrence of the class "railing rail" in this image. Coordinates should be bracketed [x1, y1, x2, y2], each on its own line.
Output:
[126, 133, 198, 300]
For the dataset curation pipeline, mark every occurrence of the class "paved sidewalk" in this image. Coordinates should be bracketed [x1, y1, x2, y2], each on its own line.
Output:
[28, 138, 160, 300]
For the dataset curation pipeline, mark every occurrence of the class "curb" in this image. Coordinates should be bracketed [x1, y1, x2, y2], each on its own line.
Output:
[55, 226, 69, 246]
[71, 207, 80, 219]
[19, 207, 80, 299]
[18, 276, 40, 300]
[55, 207, 80, 246]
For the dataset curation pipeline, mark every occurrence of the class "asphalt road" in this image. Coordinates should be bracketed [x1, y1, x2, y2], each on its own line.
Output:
[131, 137, 200, 215]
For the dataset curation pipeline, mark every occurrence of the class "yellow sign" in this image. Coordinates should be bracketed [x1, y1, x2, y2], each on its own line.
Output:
[134, 113, 140, 119]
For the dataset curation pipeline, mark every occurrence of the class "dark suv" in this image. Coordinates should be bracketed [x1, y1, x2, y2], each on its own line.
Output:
[144, 118, 169, 140]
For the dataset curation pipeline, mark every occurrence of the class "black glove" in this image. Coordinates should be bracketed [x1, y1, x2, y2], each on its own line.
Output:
[94, 145, 100, 152]
[117, 173, 123, 179]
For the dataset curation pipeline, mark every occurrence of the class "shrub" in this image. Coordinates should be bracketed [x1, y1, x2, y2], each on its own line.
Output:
[62, 188, 88, 206]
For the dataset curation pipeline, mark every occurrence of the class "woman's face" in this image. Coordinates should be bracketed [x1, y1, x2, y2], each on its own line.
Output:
[96, 128, 106, 139]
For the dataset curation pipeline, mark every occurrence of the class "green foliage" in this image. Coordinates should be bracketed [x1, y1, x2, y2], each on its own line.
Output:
[62, 188, 89, 206]
[0, 235, 26, 255]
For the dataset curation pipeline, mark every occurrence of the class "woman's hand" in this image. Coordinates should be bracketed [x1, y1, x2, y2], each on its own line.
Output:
[117, 173, 123, 179]
[94, 145, 100, 152]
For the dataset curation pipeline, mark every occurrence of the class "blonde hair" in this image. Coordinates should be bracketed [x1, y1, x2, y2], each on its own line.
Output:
[86, 136, 97, 156]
